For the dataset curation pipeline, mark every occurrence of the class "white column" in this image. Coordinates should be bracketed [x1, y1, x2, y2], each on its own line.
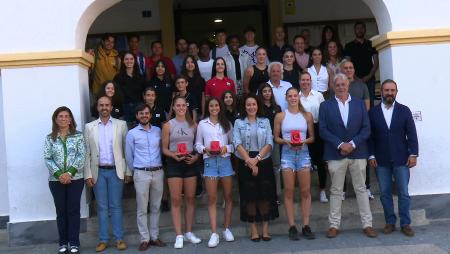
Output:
[378, 44, 450, 195]
[1, 65, 91, 245]
[0, 74, 9, 222]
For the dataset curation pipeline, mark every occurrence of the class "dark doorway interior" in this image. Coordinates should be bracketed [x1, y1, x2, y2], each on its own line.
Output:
[174, 5, 269, 47]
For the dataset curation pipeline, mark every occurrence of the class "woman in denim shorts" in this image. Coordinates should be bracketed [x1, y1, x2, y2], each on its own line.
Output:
[273, 87, 316, 240]
[195, 97, 235, 247]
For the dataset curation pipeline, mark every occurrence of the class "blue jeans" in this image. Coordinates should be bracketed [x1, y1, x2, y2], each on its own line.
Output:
[375, 164, 411, 226]
[93, 168, 124, 242]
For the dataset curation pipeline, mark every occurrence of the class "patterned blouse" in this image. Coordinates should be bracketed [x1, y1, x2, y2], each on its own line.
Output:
[44, 131, 86, 181]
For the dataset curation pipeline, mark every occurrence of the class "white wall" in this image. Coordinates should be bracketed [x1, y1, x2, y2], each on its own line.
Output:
[88, 0, 160, 34]
[0, 72, 9, 217]
[381, 43, 450, 195]
[282, 0, 374, 23]
[2, 66, 89, 222]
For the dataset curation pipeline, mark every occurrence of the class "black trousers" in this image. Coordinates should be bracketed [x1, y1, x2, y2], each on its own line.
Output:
[308, 123, 327, 189]
[49, 179, 84, 246]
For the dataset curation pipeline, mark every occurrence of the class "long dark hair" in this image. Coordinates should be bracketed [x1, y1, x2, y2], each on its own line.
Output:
[307, 47, 325, 67]
[240, 93, 264, 119]
[181, 55, 202, 80]
[221, 90, 237, 112]
[119, 51, 140, 77]
[203, 97, 231, 133]
[323, 39, 343, 63]
[282, 48, 301, 72]
[319, 25, 341, 49]
[50, 106, 77, 141]
[97, 80, 123, 108]
[169, 96, 195, 127]
[211, 57, 228, 78]
[257, 83, 279, 108]
[152, 59, 172, 82]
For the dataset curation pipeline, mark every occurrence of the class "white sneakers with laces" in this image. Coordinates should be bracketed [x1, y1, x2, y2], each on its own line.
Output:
[174, 235, 184, 249]
[184, 232, 202, 244]
[208, 232, 220, 248]
[223, 228, 235, 242]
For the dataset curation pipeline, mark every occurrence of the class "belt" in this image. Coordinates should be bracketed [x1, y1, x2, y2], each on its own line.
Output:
[99, 165, 116, 169]
[135, 166, 162, 172]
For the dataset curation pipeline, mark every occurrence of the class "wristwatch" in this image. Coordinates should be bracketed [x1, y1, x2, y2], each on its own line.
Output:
[67, 172, 72, 177]
[256, 154, 262, 161]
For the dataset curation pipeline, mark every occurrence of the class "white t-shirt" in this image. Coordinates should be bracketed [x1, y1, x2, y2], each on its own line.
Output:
[240, 44, 259, 64]
[197, 59, 214, 81]
[210, 45, 230, 59]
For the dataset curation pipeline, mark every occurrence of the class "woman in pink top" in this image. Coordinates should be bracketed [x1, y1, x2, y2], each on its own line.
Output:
[205, 57, 236, 99]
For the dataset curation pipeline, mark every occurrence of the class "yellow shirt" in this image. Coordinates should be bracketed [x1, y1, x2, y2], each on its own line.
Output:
[92, 46, 119, 95]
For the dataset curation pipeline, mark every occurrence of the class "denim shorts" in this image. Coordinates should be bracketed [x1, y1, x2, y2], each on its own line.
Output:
[203, 156, 234, 178]
[280, 145, 311, 171]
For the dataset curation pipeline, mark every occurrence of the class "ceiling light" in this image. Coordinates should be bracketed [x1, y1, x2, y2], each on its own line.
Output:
[214, 19, 223, 23]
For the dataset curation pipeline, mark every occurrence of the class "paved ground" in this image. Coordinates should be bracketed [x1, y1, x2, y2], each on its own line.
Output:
[1, 220, 449, 254]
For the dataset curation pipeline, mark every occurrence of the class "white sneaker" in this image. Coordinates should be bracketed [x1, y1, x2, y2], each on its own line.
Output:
[208, 233, 220, 248]
[184, 232, 201, 244]
[367, 189, 375, 200]
[174, 235, 184, 249]
[320, 190, 329, 203]
[222, 228, 235, 242]
[342, 192, 346, 201]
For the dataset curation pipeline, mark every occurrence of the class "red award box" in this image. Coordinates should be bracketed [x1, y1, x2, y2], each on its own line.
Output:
[210, 141, 221, 155]
[177, 143, 188, 155]
[291, 130, 302, 145]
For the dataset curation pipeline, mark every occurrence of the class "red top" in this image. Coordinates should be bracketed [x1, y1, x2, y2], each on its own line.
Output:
[205, 76, 236, 99]
[145, 55, 176, 78]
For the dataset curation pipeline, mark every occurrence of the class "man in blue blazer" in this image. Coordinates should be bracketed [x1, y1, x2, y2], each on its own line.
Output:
[368, 79, 418, 237]
[319, 73, 376, 238]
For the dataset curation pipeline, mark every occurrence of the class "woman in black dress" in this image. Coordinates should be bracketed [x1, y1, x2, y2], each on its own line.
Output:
[233, 94, 279, 242]
[282, 49, 301, 89]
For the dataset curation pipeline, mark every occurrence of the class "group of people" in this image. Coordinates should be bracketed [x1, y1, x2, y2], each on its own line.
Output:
[43, 22, 418, 254]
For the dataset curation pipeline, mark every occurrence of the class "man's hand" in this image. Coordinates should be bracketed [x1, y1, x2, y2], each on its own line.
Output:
[407, 156, 417, 168]
[340, 143, 354, 155]
[369, 158, 378, 168]
[85, 178, 95, 187]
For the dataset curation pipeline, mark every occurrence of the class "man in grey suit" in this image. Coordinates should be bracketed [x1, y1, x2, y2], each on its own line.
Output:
[319, 73, 376, 238]
[84, 96, 132, 252]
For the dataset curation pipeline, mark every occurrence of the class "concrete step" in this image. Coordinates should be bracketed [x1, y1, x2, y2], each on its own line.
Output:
[85, 196, 428, 244]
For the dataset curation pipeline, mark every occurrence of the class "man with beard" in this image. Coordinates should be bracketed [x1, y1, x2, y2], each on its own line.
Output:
[84, 96, 132, 252]
[344, 22, 379, 107]
[368, 79, 418, 237]
[126, 104, 166, 250]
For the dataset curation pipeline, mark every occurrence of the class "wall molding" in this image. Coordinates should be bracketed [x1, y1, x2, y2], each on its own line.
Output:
[372, 28, 450, 51]
[0, 50, 94, 69]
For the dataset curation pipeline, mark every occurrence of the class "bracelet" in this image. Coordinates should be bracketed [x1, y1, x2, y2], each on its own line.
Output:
[256, 154, 262, 161]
